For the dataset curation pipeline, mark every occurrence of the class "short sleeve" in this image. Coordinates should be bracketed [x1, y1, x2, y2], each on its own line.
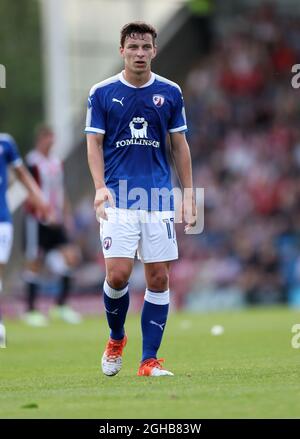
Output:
[4, 135, 23, 167]
[84, 88, 106, 134]
[168, 87, 188, 133]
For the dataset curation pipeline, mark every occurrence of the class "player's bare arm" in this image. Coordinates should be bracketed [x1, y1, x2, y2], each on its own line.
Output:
[14, 164, 50, 220]
[170, 131, 197, 232]
[86, 133, 115, 220]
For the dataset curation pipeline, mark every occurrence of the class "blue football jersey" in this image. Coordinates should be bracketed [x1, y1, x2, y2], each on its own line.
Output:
[85, 72, 187, 211]
[0, 133, 23, 222]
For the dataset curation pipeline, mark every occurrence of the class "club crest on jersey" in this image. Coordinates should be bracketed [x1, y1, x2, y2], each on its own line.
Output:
[129, 117, 148, 139]
[153, 95, 165, 107]
[103, 237, 112, 250]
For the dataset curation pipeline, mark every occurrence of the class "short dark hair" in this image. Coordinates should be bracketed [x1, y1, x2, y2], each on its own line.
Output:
[120, 21, 157, 48]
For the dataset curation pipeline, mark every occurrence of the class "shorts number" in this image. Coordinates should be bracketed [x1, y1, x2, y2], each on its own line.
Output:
[164, 218, 175, 239]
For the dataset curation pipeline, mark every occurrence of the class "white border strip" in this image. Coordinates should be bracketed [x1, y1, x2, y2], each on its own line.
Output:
[85, 127, 105, 134]
[169, 125, 187, 133]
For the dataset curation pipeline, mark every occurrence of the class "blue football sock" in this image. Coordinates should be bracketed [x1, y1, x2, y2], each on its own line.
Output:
[141, 289, 169, 362]
[103, 279, 129, 341]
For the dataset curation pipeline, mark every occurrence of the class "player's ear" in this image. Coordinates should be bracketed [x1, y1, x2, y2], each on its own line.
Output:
[152, 46, 157, 60]
[119, 46, 124, 57]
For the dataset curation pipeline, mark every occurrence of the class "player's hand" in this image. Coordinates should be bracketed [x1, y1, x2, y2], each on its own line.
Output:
[37, 202, 55, 224]
[94, 187, 115, 221]
[183, 189, 197, 234]
[27, 193, 54, 223]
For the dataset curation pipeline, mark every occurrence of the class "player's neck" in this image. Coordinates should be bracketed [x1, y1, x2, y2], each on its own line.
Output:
[123, 69, 152, 88]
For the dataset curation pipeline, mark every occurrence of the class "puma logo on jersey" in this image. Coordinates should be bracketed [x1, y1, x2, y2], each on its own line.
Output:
[129, 117, 148, 139]
[112, 97, 124, 106]
[150, 320, 166, 331]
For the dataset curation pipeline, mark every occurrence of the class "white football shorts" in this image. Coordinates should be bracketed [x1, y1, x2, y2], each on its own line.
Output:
[99, 208, 178, 263]
[0, 222, 13, 264]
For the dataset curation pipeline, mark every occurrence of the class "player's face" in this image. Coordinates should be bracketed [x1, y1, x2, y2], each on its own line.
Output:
[39, 132, 54, 155]
[120, 33, 156, 74]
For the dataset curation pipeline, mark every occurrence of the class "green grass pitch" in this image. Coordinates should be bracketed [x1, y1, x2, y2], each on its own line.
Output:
[0, 307, 300, 418]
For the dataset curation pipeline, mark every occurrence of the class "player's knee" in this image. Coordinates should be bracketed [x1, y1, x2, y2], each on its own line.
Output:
[147, 270, 169, 291]
[45, 250, 71, 276]
[106, 270, 130, 290]
[61, 245, 81, 267]
[25, 260, 42, 274]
